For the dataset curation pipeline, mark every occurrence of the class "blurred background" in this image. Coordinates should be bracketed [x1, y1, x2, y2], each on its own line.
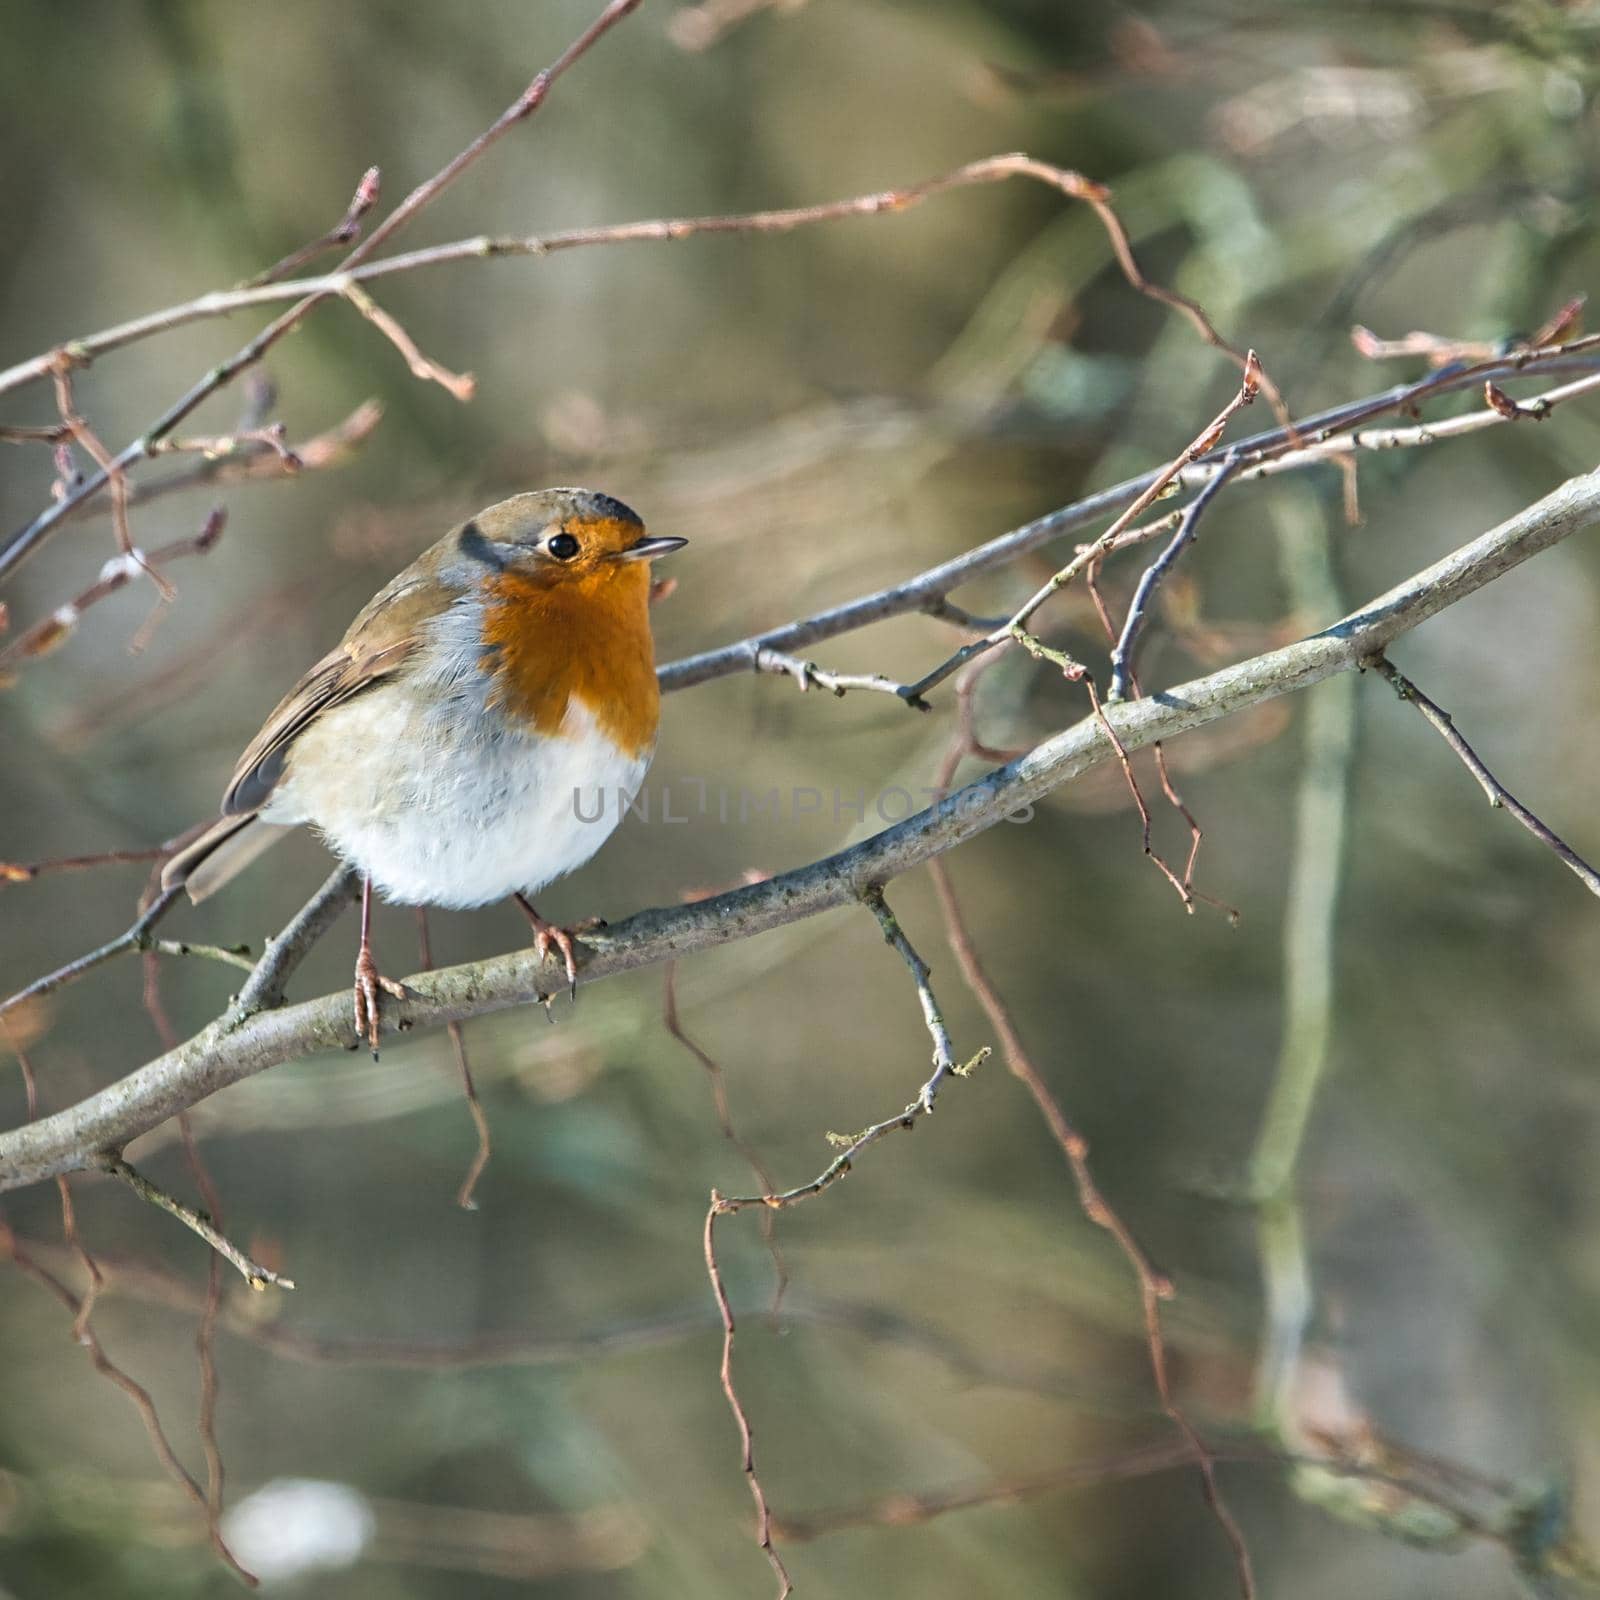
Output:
[4, 1, 1600, 1595]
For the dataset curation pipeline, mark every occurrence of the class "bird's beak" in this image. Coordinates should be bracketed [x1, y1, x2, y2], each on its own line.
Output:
[619, 534, 688, 562]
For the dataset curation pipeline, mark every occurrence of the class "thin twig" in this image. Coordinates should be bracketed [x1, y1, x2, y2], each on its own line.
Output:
[658, 354, 1600, 698]
[343, 284, 476, 401]
[416, 908, 491, 1209]
[926, 853, 1256, 1599]
[1, 420, 73, 444]
[703, 886, 984, 1592]
[142, 923, 242, 1584]
[898, 353, 1263, 705]
[0, 846, 167, 883]
[1368, 656, 1600, 899]
[242, 165, 381, 287]
[3, 1022, 258, 1586]
[73, 400, 383, 522]
[0, 1226, 259, 1567]
[0, 151, 1231, 407]
[860, 886, 963, 1112]
[0, 886, 181, 1018]
[752, 647, 926, 705]
[0, 0, 645, 581]
[1109, 451, 1248, 702]
[100, 1156, 295, 1291]
[48, 360, 172, 599]
[230, 866, 361, 1019]
[0, 508, 225, 681]
[151, 939, 256, 973]
[775, 1438, 1253, 1542]
[663, 957, 788, 1314]
[704, 1202, 793, 1599]
[177, 1112, 235, 1578]
[713, 891, 986, 1214]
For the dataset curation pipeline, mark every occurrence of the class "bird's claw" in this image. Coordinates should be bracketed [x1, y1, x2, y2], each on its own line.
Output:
[531, 923, 580, 1002]
[353, 948, 405, 1057]
[514, 897, 601, 1004]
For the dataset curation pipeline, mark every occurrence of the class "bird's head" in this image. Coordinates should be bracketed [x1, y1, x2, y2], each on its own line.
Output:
[447, 488, 684, 590]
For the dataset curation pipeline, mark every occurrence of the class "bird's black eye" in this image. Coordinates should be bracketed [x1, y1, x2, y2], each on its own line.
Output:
[547, 531, 581, 561]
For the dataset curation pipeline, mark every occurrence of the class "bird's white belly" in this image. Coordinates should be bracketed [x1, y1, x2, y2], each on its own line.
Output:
[262, 688, 649, 909]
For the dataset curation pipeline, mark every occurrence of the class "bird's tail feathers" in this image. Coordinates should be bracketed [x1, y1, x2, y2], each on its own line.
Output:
[161, 814, 292, 903]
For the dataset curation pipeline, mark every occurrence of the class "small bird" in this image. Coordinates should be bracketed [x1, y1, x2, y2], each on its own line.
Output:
[163, 488, 685, 1050]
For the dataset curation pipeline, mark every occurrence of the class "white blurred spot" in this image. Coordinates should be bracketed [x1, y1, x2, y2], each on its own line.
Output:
[220, 1478, 375, 1584]
[96, 550, 146, 584]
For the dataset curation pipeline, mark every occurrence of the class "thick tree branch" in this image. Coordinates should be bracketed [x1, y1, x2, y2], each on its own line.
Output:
[2, 468, 1598, 1193]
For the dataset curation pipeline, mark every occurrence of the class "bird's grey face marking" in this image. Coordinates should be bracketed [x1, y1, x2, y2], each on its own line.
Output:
[457, 519, 507, 571]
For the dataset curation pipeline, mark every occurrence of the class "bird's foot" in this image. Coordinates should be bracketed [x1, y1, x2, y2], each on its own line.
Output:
[514, 896, 604, 1003]
[353, 946, 406, 1058]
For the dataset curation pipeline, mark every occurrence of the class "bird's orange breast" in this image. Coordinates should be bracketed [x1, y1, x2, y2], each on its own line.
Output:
[478, 563, 660, 759]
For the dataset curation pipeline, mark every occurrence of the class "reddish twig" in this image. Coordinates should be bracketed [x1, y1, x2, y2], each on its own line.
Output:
[925, 852, 1255, 1599]
[343, 284, 476, 401]
[703, 886, 986, 1590]
[243, 165, 382, 287]
[663, 957, 789, 1315]
[137, 885, 241, 1583]
[0, 507, 225, 681]
[776, 1437, 1246, 1542]
[3, 1013, 258, 1585]
[0, 0, 645, 581]
[1006, 627, 1225, 914]
[48, 360, 165, 580]
[1351, 295, 1587, 368]
[900, 353, 1263, 705]
[704, 1201, 793, 1600]
[0, 845, 168, 883]
[0, 1222, 259, 1584]
[178, 1112, 232, 1567]
[415, 908, 492, 1209]
[76, 400, 383, 523]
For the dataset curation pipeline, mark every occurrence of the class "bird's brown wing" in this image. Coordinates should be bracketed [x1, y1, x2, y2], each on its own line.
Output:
[220, 570, 451, 815]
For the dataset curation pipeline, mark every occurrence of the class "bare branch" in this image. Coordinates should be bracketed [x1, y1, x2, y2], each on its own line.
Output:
[0, 508, 226, 682]
[900, 355, 1262, 705]
[416, 908, 491, 1210]
[230, 866, 360, 1019]
[3, 467, 1599, 1193]
[0, 886, 182, 1019]
[0, 0, 645, 582]
[752, 647, 926, 705]
[1367, 655, 1600, 899]
[1108, 451, 1248, 702]
[243, 165, 382, 287]
[657, 354, 1600, 698]
[928, 853, 1252, 1596]
[704, 1204, 793, 1600]
[100, 1157, 295, 1291]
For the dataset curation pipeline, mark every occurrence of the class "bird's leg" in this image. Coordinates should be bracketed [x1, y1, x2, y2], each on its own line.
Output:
[353, 874, 406, 1056]
[513, 893, 601, 1003]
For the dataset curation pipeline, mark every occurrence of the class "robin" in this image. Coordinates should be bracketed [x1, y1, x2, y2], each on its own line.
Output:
[162, 487, 686, 1050]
